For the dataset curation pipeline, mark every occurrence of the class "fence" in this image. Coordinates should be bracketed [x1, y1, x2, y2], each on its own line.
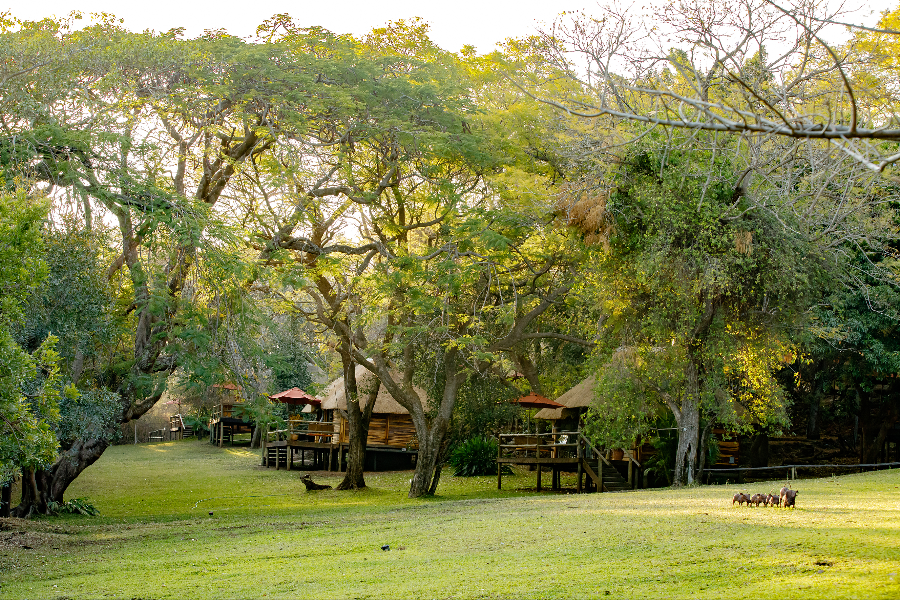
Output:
[703, 461, 900, 482]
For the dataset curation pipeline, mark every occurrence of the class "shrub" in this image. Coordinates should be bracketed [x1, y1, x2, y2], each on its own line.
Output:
[48, 497, 99, 516]
[449, 436, 510, 477]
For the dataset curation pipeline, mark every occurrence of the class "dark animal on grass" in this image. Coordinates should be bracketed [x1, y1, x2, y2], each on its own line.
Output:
[732, 493, 751, 506]
[780, 487, 798, 508]
[767, 494, 780, 507]
[301, 475, 332, 491]
[750, 493, 767, 507]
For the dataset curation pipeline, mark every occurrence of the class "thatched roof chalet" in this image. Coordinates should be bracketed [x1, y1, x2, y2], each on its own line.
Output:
[533, 376, 597, 420]
[320, 365, 421, 415]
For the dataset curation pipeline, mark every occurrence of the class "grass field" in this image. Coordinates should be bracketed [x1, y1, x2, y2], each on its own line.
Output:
[1, 439, 898, 599]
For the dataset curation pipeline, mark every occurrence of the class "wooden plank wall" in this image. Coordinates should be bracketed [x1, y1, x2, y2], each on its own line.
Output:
[337, 414, 417, 448]
[713, 428, 740, 466]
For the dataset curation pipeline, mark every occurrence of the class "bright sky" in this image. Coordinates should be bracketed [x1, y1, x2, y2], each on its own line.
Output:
[6, 0, 585, 53]
[6, 1, 898, 53]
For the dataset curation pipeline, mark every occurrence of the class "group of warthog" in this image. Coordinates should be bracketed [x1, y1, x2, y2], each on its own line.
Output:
[732, 486, 799, 508]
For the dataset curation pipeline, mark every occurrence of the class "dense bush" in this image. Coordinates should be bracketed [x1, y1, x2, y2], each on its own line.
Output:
[449, 436, 506, 476]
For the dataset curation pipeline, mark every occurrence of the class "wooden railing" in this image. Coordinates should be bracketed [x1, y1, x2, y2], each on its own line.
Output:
[265, 420, 336, 444]
[497, 431, 644, 491]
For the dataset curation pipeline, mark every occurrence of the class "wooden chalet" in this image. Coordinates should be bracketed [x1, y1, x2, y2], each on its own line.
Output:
[208, 383, 254, 447]
[319, 366, 419, 470]
[261, 367, 419, 471]
[533, 377, 596, 434]
[523, 376, 646, 489]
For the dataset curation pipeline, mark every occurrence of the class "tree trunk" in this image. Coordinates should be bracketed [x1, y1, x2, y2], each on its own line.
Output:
[862, 403, 897, 464]
[0, 480, 11, 518]
[748, 432, 769, 468]
[12, 430, 112, 517]
[337, 400, 370, 490]
[336, 354, 378, 491]
[407, 354, 464, 498]
[12, 468, 49, 518]
[673, 360, 701, 486]
[409, 422, 447, 498]
[807, 390, 822, 440]
[695, 419, 714, 483]
[250, 426, 261, 450]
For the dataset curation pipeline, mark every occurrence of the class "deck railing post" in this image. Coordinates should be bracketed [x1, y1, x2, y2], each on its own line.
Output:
[261, 423, 268, 466]
[598, 442, 604, 492]
[628, 455, 634, 489]
[576, 436, 583, 493]
[497, 436, 502, 490]
[536, 439, 542, 492]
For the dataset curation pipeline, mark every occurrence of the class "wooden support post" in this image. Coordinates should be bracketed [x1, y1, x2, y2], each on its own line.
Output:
[262, 425, 268, 466]
[598, 453, 604, 493]
[576, 437, 583, 493]
[792, 466, 797, 481]
[627, 456, 634, 489]
[497, 437, 502, 490]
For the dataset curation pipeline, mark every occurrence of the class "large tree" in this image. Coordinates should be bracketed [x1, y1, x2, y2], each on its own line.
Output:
[567, 141, 828, 484]
[0, 15, 325, 513]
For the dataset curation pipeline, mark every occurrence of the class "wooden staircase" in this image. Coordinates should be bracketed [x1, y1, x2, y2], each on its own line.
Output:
[580, 456, 632, 492]
[578, 435, 642, 492]
[497, 431, 643, 493]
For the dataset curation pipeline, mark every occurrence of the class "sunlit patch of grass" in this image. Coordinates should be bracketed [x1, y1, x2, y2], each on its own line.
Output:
[1, 439, 898, 599]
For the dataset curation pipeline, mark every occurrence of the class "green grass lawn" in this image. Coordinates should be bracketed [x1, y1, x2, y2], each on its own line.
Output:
[1, 439, 899, 599]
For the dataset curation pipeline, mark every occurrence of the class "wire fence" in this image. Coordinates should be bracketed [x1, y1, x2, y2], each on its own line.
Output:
[703, 461, 900, 482]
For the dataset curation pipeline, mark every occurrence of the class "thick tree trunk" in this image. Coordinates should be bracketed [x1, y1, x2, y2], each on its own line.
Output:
[407, 356, 463, 498]
[673, 360, 701, 486]
[0, 480, 11, 518]
[337, 400, 370, 490]
[12, 436, 111, 517]
[336, 353, 378, 491]
[409, 422, 447, 498]
[862, 407, 897, 464]
[11, 468, 49, 518]
[748, 433, 769, 468]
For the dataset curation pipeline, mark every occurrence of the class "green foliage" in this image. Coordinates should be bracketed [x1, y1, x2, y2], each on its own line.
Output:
[47, 496, 99, 516]
[264, 316, 314, 395]
[581, 144, 819, 436]
[181, 411, 210, 437]
[0, 189, 48, 327]
[645, 435, 677, 487]
[449, 436, 507, 476]
[0, 188, 63, 484]
[15, 225, 118, 365]
[56, 388, 121, 446]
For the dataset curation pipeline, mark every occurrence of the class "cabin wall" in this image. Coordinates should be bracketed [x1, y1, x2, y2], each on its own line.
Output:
[335, 413, 417, 448]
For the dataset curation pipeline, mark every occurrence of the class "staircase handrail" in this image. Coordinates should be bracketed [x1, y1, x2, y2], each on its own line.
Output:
[578, 432, 613, 469]
[623, 448, 642, 468]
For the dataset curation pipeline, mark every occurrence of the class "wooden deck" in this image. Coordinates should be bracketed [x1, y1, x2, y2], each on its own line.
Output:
[262, 420, 417, 471]
[497, 432, 644, 493]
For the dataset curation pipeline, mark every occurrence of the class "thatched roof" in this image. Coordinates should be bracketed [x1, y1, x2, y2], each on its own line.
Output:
[320, 365, 417, 415]
[534, 376, 597, 420]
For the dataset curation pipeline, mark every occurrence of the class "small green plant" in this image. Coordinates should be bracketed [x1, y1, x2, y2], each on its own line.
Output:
[47, 497, 99, 516]
[182, 412, 210, 437]
[449, 436, 510, 476]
